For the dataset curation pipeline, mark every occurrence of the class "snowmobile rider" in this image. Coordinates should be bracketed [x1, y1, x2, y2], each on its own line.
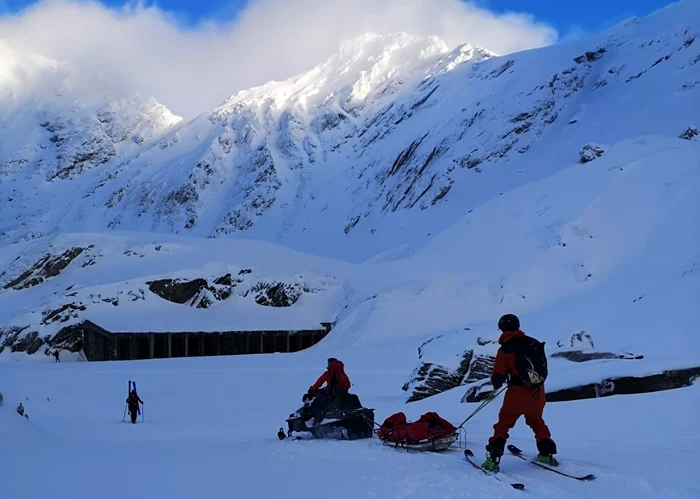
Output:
[482, 314, 557, 471]
[126, 389, 144, 424]
[309, 357, 351, 396]
[306, 358, 352, 424]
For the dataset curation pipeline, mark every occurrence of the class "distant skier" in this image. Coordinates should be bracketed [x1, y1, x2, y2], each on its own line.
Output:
[307, 358, 352, 424]
[482, 314, 557, 472]
[17, 402, 28, 419]
[53, 350, 60, 363]
[126, 389, 143, 424]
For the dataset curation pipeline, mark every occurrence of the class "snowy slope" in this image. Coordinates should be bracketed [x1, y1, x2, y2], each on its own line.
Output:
[1, 350, 698, 499]
[1, 2, 699, 262]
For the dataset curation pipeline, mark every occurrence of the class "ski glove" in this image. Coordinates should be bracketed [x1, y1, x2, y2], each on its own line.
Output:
[491, 373, 506, 390]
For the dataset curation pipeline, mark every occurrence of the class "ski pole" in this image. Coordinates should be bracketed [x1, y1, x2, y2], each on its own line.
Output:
[456, 385, 506, 429]
[122, 404, 127, 422]
[141, 403, 145, 423]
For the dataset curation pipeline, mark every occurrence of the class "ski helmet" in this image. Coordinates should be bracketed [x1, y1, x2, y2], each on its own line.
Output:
[498, 314, 520, 332]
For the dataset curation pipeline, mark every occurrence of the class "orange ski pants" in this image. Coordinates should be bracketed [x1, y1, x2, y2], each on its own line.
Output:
[489, 385, 551, 443]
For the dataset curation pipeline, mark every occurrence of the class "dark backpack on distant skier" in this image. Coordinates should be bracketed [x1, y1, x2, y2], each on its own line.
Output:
[508, 336, 548, 388]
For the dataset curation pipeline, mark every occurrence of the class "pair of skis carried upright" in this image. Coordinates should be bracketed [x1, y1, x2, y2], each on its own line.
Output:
[463, 445, 596, 491]
[122, 380, 144, 423]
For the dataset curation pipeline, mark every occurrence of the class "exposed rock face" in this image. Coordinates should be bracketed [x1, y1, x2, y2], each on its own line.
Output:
[679, 126, 700, 140]
[250, 282, 303, 307]
[402, 349, 496, 403]
[41, 302, 87, 325]
[147, 274, 241, 308]
[546, 366, 700, 402]
[551, 350, 644, 362]
[0, 326, 31, 354]
[2, 247, 86, 290]
[556, 331, 595, 349]
[148, 278, 209, 304]
[1, 321, 90, 355]
[579, 143, 606, 163]
[50, 323, 86, 352]
[463, 354, 496, 384]
[403, 350, 473, 403]
[13, 331, 45, 354]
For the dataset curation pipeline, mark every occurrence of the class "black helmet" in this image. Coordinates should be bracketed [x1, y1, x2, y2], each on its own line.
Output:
[498, 314, 520, 332]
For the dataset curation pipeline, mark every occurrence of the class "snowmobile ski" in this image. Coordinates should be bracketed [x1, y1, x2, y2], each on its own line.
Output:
[464, 449, 525, 490]
[507, 445, 595, 481]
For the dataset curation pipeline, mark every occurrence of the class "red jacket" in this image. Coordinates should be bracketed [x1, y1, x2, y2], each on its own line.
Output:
[492, 330, 528, 389]
[310, 359, 351, 392]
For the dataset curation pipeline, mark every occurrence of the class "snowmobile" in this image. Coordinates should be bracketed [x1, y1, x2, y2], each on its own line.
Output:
[281, 389, 375, 440]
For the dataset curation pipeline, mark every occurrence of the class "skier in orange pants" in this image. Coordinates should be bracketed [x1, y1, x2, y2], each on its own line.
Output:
[482, 314, 557, 471]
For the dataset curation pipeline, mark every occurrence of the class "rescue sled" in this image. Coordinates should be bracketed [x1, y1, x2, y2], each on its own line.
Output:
[377, 411, 458, 452]
[284, 390, 375, 440]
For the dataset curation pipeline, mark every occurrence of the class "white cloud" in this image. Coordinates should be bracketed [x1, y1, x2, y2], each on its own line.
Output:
[0, 0, 558, 118]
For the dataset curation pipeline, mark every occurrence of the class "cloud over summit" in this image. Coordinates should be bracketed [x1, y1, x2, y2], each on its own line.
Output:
[0, 0, 558, 118]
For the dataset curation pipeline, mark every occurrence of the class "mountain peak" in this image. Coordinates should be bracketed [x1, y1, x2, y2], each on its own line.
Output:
[216, 33, 490, 114]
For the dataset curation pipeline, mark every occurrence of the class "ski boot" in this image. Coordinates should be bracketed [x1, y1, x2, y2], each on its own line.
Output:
[482, 441, 504, 472]
[536, 438, 558, 466]
[536, 454, 559, 466]
[481, 454, 501, 472]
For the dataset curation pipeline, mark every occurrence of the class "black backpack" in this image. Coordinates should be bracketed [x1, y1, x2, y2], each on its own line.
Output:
[508, 336, 548, 388]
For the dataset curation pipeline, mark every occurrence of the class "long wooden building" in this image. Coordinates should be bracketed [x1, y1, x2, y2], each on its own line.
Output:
[77, 320, 333, 361]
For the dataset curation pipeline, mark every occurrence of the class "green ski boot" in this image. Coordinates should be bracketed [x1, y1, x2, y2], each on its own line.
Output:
[536, 454, 559, 466]
[482, 451, 501, 472]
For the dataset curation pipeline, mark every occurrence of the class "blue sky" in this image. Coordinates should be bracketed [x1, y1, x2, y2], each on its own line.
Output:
[0, 0, 676, 40]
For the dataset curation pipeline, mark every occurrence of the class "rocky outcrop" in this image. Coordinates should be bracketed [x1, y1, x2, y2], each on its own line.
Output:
[2, 247, 87, 290]
[248, 281, 310, 307]
[1, 326, 31, 354]
[556, 331, 595, 349]
[679, 126, 700, 140]
[41, 302, 87, 325]
[402, 349, 496, 403]
[551, 350, 644, 362]
[463, 354, 496, 384]
[580, 143, 606, 163]
[50, 323, 86, 352]
[1, 319, 88, 355]
[573, 47, 607, 64]
[546, 366, 700, 402]
[403, 350, 473, 403]
[148, 278, 208, 304]
[13, 331, 46, 355]
[147, 273, 240, 309]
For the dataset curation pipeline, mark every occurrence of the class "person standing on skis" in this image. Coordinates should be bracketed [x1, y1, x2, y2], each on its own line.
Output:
[126, 389, 143, 424]
[482, 314, 557, 472]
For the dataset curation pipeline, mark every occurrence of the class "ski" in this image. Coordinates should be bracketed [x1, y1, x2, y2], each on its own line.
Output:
[464, 449, 525, 490]
[133, 381, 141, 415]
[507, 445, 595, 481]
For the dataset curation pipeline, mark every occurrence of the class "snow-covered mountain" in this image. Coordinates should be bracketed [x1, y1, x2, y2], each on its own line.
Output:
[0, 41, 181, 241]
[2, 2, 696, 262]
[1, 1, 699, 369]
